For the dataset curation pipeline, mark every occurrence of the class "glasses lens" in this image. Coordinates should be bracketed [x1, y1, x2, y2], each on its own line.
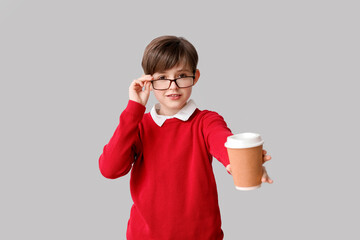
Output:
[152, 80, 170, 90]
[176, 77, 194, 88]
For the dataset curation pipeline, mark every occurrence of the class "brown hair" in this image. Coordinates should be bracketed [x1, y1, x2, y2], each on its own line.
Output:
[141, 35, 198, 75]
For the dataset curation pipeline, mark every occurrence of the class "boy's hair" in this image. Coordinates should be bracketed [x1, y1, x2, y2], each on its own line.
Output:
[142, 35, 198, 75]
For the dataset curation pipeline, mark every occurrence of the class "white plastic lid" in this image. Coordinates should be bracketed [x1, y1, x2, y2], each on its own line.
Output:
[225, 132, 264, 149]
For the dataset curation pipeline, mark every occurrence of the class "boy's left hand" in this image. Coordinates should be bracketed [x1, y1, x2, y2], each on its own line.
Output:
[226, 149, 273, 184]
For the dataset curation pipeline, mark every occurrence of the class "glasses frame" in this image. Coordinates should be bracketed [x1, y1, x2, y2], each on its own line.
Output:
[151, 76, 196, 90]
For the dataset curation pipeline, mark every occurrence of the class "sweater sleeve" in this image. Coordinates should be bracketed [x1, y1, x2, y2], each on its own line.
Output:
[99, 100, 146, 179]
[202, 111, 233, 168]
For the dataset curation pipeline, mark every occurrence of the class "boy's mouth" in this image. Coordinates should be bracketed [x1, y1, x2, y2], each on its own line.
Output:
[166, 94, 182, 99]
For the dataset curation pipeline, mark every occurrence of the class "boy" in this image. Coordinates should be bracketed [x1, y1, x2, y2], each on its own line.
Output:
[99, 35, 273, 240]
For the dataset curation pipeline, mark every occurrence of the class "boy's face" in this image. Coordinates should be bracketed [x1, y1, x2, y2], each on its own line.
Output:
[151, 63, 200, 116]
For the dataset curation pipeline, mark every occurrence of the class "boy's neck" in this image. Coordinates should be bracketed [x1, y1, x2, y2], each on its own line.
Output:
[157, 107, 180, 116]
[156, 102, 187, 116]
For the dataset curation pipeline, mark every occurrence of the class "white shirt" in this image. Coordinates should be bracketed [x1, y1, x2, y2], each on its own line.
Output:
[150, 99, 197, 127]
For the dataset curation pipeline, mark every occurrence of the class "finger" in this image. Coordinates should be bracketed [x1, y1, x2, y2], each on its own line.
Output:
[261, 167, 273, 184]
[133, 75, 153, 86]
[226, 164, 232, 175]
[263, 149, 267, 155]
[137, 79, 147, 87]
[262, 175, 272, 183]
[129, 80, 141, 91]
[264, 155, 272, 162]
[134, 78, 152, 89]
[140, 78, 154, 90]
[131, 79, 144, 87]
[264, 175, 274, 184]
[138, 75, 153, 82]
[144, 81, 151, 93]
[262, 174, 273, 183]
[262, 155, 271, 164]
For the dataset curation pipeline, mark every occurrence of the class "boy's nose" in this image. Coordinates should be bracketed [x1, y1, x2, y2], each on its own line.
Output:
[169, 80, 179, 89]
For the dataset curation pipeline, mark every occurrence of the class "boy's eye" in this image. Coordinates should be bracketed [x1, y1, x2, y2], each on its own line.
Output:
[157, 76, 166, 80]
[178, 73, 187, 78]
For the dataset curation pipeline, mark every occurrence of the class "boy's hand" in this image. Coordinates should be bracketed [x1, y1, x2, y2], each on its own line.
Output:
[261, 149, 273, 183]
[225, 149, 273, 184]
[129, 75, 153, 106]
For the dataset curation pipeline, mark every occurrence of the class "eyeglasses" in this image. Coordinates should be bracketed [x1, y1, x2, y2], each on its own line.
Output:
[151, 76, 195, 90]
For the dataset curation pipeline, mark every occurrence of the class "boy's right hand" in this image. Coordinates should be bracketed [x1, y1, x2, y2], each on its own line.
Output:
[129, 75, 153, 106]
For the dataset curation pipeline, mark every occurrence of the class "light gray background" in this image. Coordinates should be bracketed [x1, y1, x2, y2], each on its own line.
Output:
[1, 0, 359, 239]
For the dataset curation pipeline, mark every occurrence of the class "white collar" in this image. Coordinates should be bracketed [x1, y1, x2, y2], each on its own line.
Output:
[150, 99, 197, 127]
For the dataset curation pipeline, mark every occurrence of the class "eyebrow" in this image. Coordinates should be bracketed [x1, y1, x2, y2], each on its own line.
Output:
[157, 69, 192, 74]
[176, 69, 192, 72]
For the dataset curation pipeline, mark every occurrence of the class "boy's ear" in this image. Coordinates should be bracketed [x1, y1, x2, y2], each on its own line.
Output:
[193, 69, 200, 85]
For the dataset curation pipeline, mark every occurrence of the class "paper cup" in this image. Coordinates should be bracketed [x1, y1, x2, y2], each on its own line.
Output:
[225, 133, 264, 191]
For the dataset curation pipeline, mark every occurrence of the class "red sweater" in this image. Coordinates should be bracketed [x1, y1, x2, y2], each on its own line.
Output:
[99, 100, 233, 240]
